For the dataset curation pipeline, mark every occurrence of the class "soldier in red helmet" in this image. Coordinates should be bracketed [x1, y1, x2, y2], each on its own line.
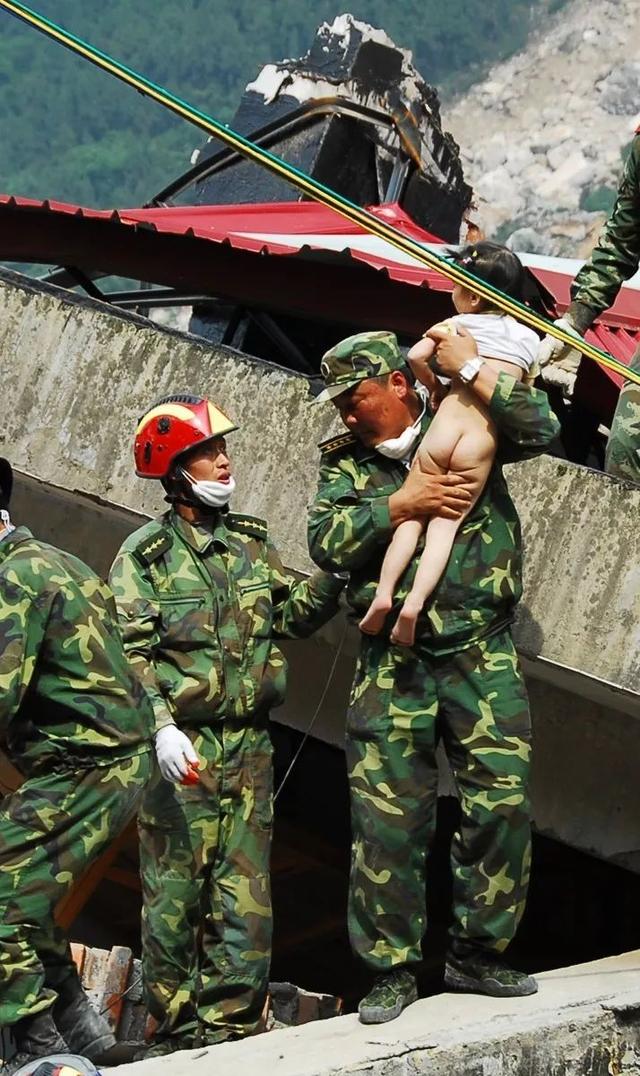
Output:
[109, 393, 344, 1058]
[133, 395, 238, 482]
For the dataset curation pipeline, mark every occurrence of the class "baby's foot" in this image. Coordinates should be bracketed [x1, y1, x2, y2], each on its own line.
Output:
[390, 607, 419, 647]
[359, 595, 392, 635]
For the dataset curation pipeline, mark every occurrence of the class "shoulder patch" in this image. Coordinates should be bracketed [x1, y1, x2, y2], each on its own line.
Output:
[318, 432, 357, 457]
[227, 513, 268, 540]
[133, 528, 173, 565]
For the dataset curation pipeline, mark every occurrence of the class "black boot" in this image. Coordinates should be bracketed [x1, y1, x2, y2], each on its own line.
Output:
[52, 977, 116, 1061]
[2, 1009, 69, 1075]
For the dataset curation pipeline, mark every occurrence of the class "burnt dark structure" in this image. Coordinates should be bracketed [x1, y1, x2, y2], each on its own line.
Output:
[148, 15, 472, 355]
[181, 16, 471, 238]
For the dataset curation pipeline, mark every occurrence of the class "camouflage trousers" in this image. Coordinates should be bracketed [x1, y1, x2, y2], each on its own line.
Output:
[346, 629, 531, 971]
[139, 722, 273, 1046]
[0, 750, 150, 1026]
[605, 344, 640, 485]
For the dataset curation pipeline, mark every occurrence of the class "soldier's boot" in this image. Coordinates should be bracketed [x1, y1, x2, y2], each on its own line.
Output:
[52, 977, 116, 1060]
[358, 967, 418, 1024]
[444, 944, 538, 998]
[1, 1009, 69, 1075]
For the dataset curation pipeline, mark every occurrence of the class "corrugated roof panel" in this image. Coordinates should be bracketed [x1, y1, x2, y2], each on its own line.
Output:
[1, 194, 638, 380]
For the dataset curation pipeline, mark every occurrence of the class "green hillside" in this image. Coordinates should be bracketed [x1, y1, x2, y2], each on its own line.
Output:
[0, 0, 557, 207]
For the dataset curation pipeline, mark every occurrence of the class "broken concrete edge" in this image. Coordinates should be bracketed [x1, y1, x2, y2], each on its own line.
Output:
[13, 467, 150, 530]
[0, 266, 318, 388]
[104, 950, 640, 1075]
[520, 653, 640, 718]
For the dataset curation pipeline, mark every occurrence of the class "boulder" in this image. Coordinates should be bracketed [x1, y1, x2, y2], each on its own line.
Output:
[536, 151, 594, 208]
[480, 139, 508, 172]
[506, 226, 553, 255]
[546, 140, 574, 171]
[474, 167, 525, 218]
[596, 62, 640, 116]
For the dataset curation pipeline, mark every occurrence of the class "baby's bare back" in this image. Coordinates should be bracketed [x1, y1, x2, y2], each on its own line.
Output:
[414, 386, 497, 501]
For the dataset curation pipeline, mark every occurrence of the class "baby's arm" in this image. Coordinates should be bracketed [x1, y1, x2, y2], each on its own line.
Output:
[409, 319, 458, 391]
[407, 335, 438, 392]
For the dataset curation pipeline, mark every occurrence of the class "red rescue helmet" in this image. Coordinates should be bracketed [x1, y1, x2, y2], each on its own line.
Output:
[134, 394, 238, 479]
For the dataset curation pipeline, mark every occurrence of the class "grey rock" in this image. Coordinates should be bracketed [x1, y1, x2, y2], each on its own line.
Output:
[506, 227, 553, 255]
[597, 62, 640, 115]
[475, 167, 525, 218]
[479, 140, 508, 172]
[503, 145, 535, 175]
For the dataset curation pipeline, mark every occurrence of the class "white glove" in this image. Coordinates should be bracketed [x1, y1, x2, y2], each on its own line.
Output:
[538, 317, 584, 398]
[154, 725, 200, 783]
[537, 317, 583, 368]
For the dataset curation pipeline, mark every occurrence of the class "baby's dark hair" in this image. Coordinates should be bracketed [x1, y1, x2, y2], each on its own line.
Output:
[448, 240, 528, 305]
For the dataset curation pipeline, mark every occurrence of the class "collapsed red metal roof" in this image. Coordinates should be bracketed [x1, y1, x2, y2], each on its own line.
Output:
[1, 194, 638, 410]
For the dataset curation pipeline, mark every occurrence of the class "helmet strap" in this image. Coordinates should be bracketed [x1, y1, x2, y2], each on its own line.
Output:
[163, 489, 199, 508]
[163, 472, 217, 513]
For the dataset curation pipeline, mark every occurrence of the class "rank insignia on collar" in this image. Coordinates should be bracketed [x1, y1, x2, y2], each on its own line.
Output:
[135, 529, 173, 564]
[318, 432, 357, 456]
[228, 514, 268, 540]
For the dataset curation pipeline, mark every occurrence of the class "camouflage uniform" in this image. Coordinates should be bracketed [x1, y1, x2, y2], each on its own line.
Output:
[308, 333, 560, 972]
[109, 509, 343, 1045]
[0, 528, 153, 1028]
[568, 133, 640, 484]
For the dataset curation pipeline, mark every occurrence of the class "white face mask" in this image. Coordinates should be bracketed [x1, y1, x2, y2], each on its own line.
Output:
[374, 386, 427, 460]
[181, 469, 236, 508]
[0, 509, 14, 539]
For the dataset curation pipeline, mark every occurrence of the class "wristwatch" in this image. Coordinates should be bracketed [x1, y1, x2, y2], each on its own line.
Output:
[458, 356, 485, 384]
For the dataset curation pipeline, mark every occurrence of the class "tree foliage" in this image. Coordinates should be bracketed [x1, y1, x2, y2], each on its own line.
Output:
[0, 0, 552, 207]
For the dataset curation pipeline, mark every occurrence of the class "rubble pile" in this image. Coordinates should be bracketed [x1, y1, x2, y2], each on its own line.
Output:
[444, 0, 640, 256]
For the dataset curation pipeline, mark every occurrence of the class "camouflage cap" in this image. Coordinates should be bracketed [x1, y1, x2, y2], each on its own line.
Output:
[314, 331, 408, 403]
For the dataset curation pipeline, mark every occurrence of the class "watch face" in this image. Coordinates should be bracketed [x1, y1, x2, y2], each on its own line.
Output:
[461, 358, 482, 381]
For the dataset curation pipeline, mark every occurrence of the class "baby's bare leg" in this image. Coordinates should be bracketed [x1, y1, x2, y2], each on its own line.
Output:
[391, 413, 494, 647]
[359, 519, 424, 635]
[391, 516, 465, 646]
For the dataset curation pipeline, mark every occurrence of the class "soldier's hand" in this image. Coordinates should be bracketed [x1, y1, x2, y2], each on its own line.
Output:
[537, 314, 585, 370]
[538, 317, 584, 399]
[154, 725, 200, 783]
[431, 325, 478, 378]
[390, 469, 472, 525]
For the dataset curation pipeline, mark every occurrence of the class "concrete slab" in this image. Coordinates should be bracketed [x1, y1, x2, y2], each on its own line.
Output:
[106, 950, 640, 1075]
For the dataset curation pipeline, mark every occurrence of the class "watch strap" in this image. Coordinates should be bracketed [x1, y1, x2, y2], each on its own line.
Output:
[459, 357, 484, 384]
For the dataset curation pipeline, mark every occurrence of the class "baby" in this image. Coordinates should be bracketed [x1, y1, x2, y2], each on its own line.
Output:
[359, 241, 539, 647]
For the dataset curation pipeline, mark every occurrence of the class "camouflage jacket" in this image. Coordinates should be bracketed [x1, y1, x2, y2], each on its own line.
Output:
[308, 374, 560, 655]
[109, 509, 344, 732]
[0, 527, 154, 774]
[569, 134, 640, 331]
